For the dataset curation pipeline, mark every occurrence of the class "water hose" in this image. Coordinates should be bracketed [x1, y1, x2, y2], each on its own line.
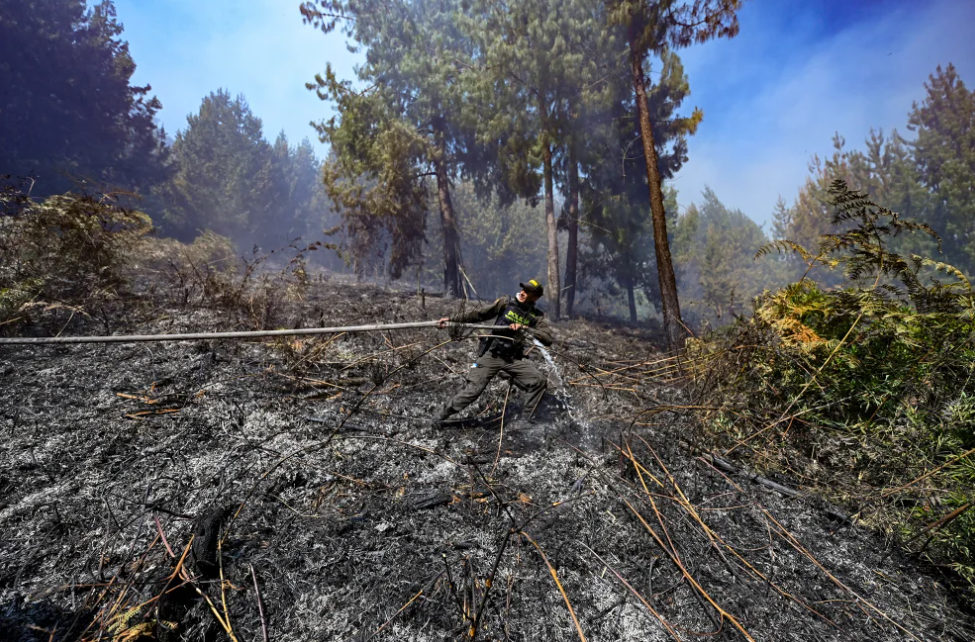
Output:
[0, 321, 522, 346]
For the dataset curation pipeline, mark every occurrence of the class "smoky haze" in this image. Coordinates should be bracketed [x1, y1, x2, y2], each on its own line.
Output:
[1, 0, 972, 329]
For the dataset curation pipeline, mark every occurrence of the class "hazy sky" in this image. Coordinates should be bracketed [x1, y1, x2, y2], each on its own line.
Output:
[113, 0, 975, 230]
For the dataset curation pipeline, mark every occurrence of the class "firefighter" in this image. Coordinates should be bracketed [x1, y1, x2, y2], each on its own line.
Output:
[434, 279, 555, 426]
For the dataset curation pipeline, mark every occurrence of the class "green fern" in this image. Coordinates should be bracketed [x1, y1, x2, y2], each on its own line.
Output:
[703, 180, 975, 604]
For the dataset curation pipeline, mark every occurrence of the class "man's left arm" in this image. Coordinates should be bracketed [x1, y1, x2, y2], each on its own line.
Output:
[530, 315, 555, 346]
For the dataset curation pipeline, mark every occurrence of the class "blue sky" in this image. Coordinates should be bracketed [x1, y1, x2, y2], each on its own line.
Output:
[673, 0, 975, 227]
[112, 0, 975, 230]
[112, 0, 362, 146]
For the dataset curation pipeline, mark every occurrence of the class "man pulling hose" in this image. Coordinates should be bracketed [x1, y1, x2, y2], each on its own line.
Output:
[434, 279, 555, 426]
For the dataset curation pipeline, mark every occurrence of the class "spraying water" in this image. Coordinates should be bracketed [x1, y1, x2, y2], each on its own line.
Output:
[533, 339, 594, 438]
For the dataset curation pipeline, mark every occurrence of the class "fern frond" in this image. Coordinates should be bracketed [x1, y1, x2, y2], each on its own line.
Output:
[918, 257, 973, 294]
[756, 240, 814, 262]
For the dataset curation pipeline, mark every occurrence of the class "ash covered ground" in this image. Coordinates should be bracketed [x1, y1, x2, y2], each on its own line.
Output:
[1, 278, 973, 641]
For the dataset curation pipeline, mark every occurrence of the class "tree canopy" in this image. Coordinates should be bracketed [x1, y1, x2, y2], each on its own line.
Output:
[0, 0, 168, 195]
[301, 0, 726, 332]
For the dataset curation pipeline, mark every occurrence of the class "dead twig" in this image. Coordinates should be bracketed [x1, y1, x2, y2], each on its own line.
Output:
[250, 564, 269, 642]
[521, 531, 587, 642]
[490, 384, 512, 477]
[581, 543, 681, 640]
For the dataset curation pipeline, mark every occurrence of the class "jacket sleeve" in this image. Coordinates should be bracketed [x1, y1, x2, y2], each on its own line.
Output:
[449, 297, 507, 324]
[531, 314, 555, 346]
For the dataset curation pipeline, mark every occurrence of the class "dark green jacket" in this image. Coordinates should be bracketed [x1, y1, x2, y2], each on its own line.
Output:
[451, 295, 554, 358]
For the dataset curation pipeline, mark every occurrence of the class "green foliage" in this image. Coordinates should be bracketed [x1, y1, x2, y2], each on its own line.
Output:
[317, 88, 430, 280]
[605, 0, 743, 52]
[698, 181, 975, 601]
[602, 0, 742, 343]
[155, 90, 332, 253]
[273, 137, 335, 247]
[157, 90, 272, 241]
[0, 186, 153, 328]
[579, 46, 703, 321]
[304, 0, 471, 292]
[1, 1, 336, 255]
[0, 0, 168, 195]
[299, 0, 740, 322]
[909, 64, 975, 275]
[772, 135, 856, 273]
[452, 183, 548, 299]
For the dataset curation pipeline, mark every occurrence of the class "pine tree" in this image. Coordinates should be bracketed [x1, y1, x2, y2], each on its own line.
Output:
[579, 49, 701, 323]
[464, 0, 591, 318]
[907, 64, 975, 275]
[289, 138, 333, 243]
[771, 134, 859, 287]
[605, 0, 742, 350]
[777, 65, 974, 280]
[557, 1, 628, 317]
[315, 87, 430, 279]
[302, 0, 472, 293]
[451, 182, 548, 298]
[157, 90, 274, 243]
[0, 0, 168, 195]
[670, 187, 780, 325]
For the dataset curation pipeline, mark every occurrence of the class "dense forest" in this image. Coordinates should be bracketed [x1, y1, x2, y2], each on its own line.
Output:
[1, 1, 974, 640]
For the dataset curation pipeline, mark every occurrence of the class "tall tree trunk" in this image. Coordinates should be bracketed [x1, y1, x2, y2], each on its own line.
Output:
[628, 23, 684, 351]
[542, 142, 561, 320]
[538, 97, 561, 319]
[434, 135, 461, 298]
[626, 278, 637, 323]
[564, 141, 579, 318]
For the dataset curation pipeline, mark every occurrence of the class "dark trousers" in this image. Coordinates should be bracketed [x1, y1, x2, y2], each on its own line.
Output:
[446, 353, 546, 417]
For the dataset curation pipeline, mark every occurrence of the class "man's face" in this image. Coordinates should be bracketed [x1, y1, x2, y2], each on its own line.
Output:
[517, 289, 540, 305]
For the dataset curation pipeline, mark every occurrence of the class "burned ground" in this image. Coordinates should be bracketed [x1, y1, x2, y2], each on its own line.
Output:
[1, 279, 973, 641]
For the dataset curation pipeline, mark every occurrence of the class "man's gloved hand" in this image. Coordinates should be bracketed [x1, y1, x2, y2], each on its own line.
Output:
[509, 323, 531, 345]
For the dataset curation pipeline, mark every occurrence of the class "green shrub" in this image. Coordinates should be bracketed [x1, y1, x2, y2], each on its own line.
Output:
[0, 187, 152, 328]
[693, 180, 975, 600]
